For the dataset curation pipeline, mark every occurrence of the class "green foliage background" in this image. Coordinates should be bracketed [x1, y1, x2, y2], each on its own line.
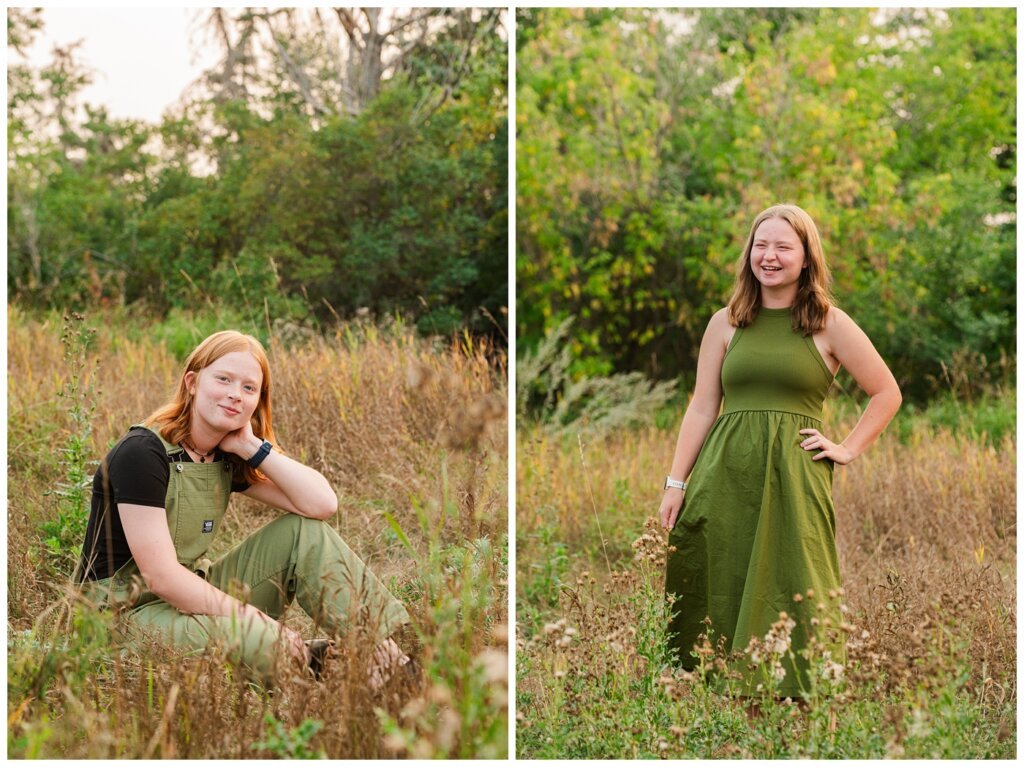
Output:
[516, 8, 1015, 401]
[8, 9, 508, 339]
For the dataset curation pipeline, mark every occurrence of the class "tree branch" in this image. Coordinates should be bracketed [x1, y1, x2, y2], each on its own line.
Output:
[334, 7, 362, 49]
[382, 8, 442, 39]
[263, 19, 331, 116]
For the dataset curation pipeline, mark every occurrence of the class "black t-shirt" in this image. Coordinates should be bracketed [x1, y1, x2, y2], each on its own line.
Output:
[75, 427, 249, 582]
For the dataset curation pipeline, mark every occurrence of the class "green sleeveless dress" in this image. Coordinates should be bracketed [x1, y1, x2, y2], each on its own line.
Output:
[665, 306, 845, 698]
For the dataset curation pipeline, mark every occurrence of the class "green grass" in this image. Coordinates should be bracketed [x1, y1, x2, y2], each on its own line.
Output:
[8, 306, 509, 758]
[516, 384, 1016, 759]
[516, 553, 1014, 759]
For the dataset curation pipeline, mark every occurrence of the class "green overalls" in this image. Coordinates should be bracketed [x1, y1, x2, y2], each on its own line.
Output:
[85, 425, 410, 683]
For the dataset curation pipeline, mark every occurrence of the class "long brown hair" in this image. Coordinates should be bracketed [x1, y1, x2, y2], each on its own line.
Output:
[727, 204, 835, 335]
[145, 330, 276, 485]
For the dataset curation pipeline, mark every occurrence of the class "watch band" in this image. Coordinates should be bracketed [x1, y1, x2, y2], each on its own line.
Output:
[665, 476, 687, 491]
[247, 440, 273, 469]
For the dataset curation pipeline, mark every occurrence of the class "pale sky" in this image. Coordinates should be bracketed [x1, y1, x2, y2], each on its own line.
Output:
[17, 7, 221, 124]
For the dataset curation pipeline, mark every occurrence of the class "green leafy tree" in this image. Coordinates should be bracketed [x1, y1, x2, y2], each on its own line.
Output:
[517, 8, 1015, 400]
[8, 9, 508, 341]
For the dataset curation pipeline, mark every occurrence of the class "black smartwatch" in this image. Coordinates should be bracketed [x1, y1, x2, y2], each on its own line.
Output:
[247, 440, 273, 469]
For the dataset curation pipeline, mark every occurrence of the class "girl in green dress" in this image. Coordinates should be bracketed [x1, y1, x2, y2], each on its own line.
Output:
[661, 204, 901, 698]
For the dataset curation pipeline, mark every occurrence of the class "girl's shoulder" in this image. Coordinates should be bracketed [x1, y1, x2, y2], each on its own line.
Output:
[709, 306, 733, 327]
[820, 306, 872, 352]
[823, 305, 856, 331]
[105, 427, 170, 471]
[708, 306, 737, 352]
[118, 425, 167, 452]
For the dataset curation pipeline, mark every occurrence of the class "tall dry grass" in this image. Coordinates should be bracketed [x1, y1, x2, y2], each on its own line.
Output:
[516, 395, 1015, 757]
[8, 306, 508, 758]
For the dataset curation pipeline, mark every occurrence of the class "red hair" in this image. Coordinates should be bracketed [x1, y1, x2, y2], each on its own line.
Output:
[145, 330, 276, 485]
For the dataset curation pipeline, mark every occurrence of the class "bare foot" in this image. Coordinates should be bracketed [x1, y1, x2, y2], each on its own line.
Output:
[368, 637, 411, 691]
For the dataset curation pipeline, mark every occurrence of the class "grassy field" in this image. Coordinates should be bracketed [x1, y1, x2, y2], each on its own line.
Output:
[516, 389, 1015, 758]
[7, 305, 508, 758]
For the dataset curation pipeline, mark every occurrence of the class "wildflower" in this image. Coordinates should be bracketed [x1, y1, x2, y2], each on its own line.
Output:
[907, 708, 931, 739]
[763, 613, 795, 656]
[402, 698, 427, 720]
[474, 648, 508, 684]
[543, 618, 566, 636]
[427, 684, 453, 705]
[694, 636, 714, 659]
[436, 709, 461, 753]
[383, 732, 406, 754]
[822, 659, 845, 683]
[772, 662, 786, 682]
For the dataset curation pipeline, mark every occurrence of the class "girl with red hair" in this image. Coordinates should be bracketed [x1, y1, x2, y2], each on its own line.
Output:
[76, 330, 410, 685]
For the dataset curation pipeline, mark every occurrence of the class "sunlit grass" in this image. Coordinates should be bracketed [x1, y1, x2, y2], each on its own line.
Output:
[8, 305, 508, 758]
[516, 386, 1015, 758]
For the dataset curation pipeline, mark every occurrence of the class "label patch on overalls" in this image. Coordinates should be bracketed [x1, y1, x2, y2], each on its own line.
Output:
[202, 520, 214, 533]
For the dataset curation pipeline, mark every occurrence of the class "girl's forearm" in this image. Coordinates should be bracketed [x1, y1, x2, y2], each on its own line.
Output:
[149, 563, 273, 626]
[260, 451, 338, 517]
[242, 436, 338, 518]
[668, 405, 719, 481]
[148, 563, 305, 662]
[840, 386, 902, 460]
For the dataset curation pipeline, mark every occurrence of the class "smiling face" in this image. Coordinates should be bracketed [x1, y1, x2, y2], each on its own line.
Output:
[749, 216, 807, 298]
[184, 350, 264, 438]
